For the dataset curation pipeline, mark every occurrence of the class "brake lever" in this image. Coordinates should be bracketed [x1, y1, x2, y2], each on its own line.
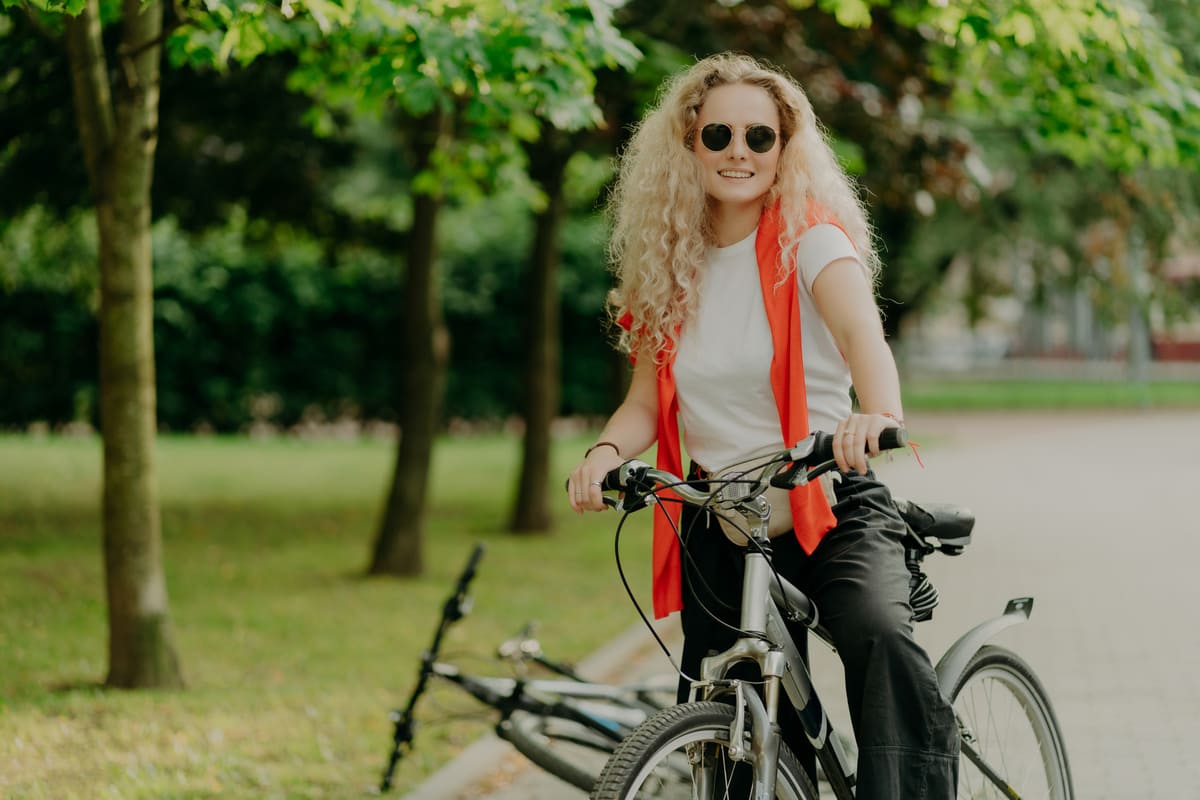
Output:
[616, 461, 655, 513]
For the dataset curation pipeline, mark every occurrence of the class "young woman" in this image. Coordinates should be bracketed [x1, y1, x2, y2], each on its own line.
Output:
[566, 53, 958, 797]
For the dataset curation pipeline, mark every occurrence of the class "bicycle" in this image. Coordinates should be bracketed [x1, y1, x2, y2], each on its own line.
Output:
[586, 428, 1074, 800]
[378, 543, 674, 794]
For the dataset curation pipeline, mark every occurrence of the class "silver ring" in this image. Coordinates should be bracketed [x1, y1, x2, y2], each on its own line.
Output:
[590, 480, 603, 487]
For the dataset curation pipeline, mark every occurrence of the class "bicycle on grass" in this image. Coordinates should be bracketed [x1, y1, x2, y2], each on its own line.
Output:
[587, 428, 1074, 800]
[378, 543, 674, 793]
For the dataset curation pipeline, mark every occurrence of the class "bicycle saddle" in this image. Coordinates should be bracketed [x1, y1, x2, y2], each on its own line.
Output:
[894, 497, 975, 555]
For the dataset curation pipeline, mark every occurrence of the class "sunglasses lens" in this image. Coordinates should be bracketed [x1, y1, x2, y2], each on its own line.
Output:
[746, 125, 777, 153]
[701, 123, 733, 152]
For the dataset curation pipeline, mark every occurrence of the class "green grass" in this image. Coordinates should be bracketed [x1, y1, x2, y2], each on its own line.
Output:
[904, 377, 1200, 410]
[0, 433, 652, 799]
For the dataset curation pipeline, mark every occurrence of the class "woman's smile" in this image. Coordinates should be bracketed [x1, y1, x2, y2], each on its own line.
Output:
[693, 83, 781, 245]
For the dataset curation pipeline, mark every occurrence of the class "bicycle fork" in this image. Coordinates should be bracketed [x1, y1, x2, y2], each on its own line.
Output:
[689, 644, 789, 800]
[686, 548, 792, 799]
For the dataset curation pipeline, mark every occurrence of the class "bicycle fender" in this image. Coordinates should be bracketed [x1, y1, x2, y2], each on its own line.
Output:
[934, 597, 1033, 692]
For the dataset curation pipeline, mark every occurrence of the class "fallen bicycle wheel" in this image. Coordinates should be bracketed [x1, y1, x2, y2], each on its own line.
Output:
[502, 707, 633, 792]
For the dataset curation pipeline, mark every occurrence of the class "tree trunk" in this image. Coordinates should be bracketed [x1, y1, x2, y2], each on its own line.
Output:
[509, 133, 572, 533]
[1125, 226, 1152, 386]
[65, 0, 183, 688]
[368, 110, 450, 576]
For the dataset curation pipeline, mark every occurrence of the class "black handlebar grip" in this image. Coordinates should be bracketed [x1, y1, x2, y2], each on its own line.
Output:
[564, 470, 625, 494]
[601, 466, 625, 492]
[878, 426, 908, 451]
[811, 426, 908, 463]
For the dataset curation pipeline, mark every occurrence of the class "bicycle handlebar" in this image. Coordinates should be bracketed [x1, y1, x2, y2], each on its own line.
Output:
[601, 428, 908, 513]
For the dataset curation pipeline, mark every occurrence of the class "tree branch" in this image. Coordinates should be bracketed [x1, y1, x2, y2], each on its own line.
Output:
[63, 0, 115, 194]
[18, 0, 62, 44]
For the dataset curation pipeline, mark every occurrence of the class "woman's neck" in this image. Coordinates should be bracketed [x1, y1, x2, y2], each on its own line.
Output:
[709, 199, 765, 247]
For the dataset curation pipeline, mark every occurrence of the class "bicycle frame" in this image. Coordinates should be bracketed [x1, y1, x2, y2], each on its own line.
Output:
[379, 543, 671, 793]
[687, 561, 1038, 799]
[606, 442, 1040, 800]
[432, 661, 665, 732]
[687, 543, 857, 799]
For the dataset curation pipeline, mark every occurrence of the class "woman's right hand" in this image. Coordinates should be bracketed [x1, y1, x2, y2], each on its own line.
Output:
[566, 357, 658, 514]
[567, 445, 626, 513]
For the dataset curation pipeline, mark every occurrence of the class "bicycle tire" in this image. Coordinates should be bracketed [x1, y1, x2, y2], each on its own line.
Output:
[502, 709, 627, 792]
[589, 701, 818, 800]
[950, 645, 1074, 800]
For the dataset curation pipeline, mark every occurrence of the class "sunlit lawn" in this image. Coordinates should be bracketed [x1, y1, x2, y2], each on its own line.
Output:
[904, 376, 1200, 409]
[0, 432, 651, 799]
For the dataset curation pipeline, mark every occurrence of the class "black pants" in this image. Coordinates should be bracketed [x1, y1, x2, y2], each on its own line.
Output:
[677, 469, 960, 799]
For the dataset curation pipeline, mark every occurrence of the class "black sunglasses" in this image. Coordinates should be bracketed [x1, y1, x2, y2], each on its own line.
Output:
[699, 123, 778, 154]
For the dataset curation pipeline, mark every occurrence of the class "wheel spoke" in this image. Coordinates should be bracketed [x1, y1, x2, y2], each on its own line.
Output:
[589, 702, 819, 800]
[951, 646, 1073, 800]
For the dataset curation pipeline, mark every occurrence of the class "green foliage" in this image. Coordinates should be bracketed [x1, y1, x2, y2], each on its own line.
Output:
[5, 0, 1198, 436]
[440, 172, 620, 420]
[0, 10, 87, 217]
[904, 0, 1200, 169]
[150, 213, 408, 432]
[740, 0, 1200, 171]
[0, 13, 358, 229]
[163, 0, 344, 70]
[430, 148, 622, 420]
[2, 0, 86, 13]
[0, 208, 400, 431]
[0, 206, 97, 296]
[283, 0, 640, 197]
[0, 209, 98, 426]
[787, 0, 890, 28]
[0, 197, 622, 431]
[899, 118, 1200, 334]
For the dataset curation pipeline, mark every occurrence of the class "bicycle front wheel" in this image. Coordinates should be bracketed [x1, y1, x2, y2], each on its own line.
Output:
[502, 709, 626, 792]
[951, 645, 1074, 800]
[589, 701, 818, 800]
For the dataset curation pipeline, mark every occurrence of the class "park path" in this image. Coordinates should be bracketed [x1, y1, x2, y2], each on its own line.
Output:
[408, 409, 1200, 800]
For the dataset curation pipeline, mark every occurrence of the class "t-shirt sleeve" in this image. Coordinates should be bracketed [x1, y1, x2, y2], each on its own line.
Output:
[796, 223, 862, 294]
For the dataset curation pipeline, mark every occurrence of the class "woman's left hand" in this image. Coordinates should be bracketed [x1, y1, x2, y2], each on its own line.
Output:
[832, 413, 902, 475]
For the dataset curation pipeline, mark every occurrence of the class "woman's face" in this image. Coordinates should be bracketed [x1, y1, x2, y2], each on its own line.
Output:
[692, 82, 782, 213]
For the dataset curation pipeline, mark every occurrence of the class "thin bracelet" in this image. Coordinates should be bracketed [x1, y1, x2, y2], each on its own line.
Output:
[880, 412, 905, 426]
[585, 441, 620, 458]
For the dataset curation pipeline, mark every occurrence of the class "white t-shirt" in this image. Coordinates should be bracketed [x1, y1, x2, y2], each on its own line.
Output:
[673, 224, 862, 472]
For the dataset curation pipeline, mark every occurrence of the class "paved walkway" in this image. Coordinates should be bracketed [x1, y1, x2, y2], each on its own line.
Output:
[407, 409, 1200, 799]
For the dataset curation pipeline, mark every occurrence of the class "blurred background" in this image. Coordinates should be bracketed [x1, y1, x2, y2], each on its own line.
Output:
[5, 0, 1199, 435]
[2, 1, 1199, 797]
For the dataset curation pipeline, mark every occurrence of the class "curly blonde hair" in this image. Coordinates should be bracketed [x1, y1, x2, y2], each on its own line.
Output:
[607, 52, 880, 359]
